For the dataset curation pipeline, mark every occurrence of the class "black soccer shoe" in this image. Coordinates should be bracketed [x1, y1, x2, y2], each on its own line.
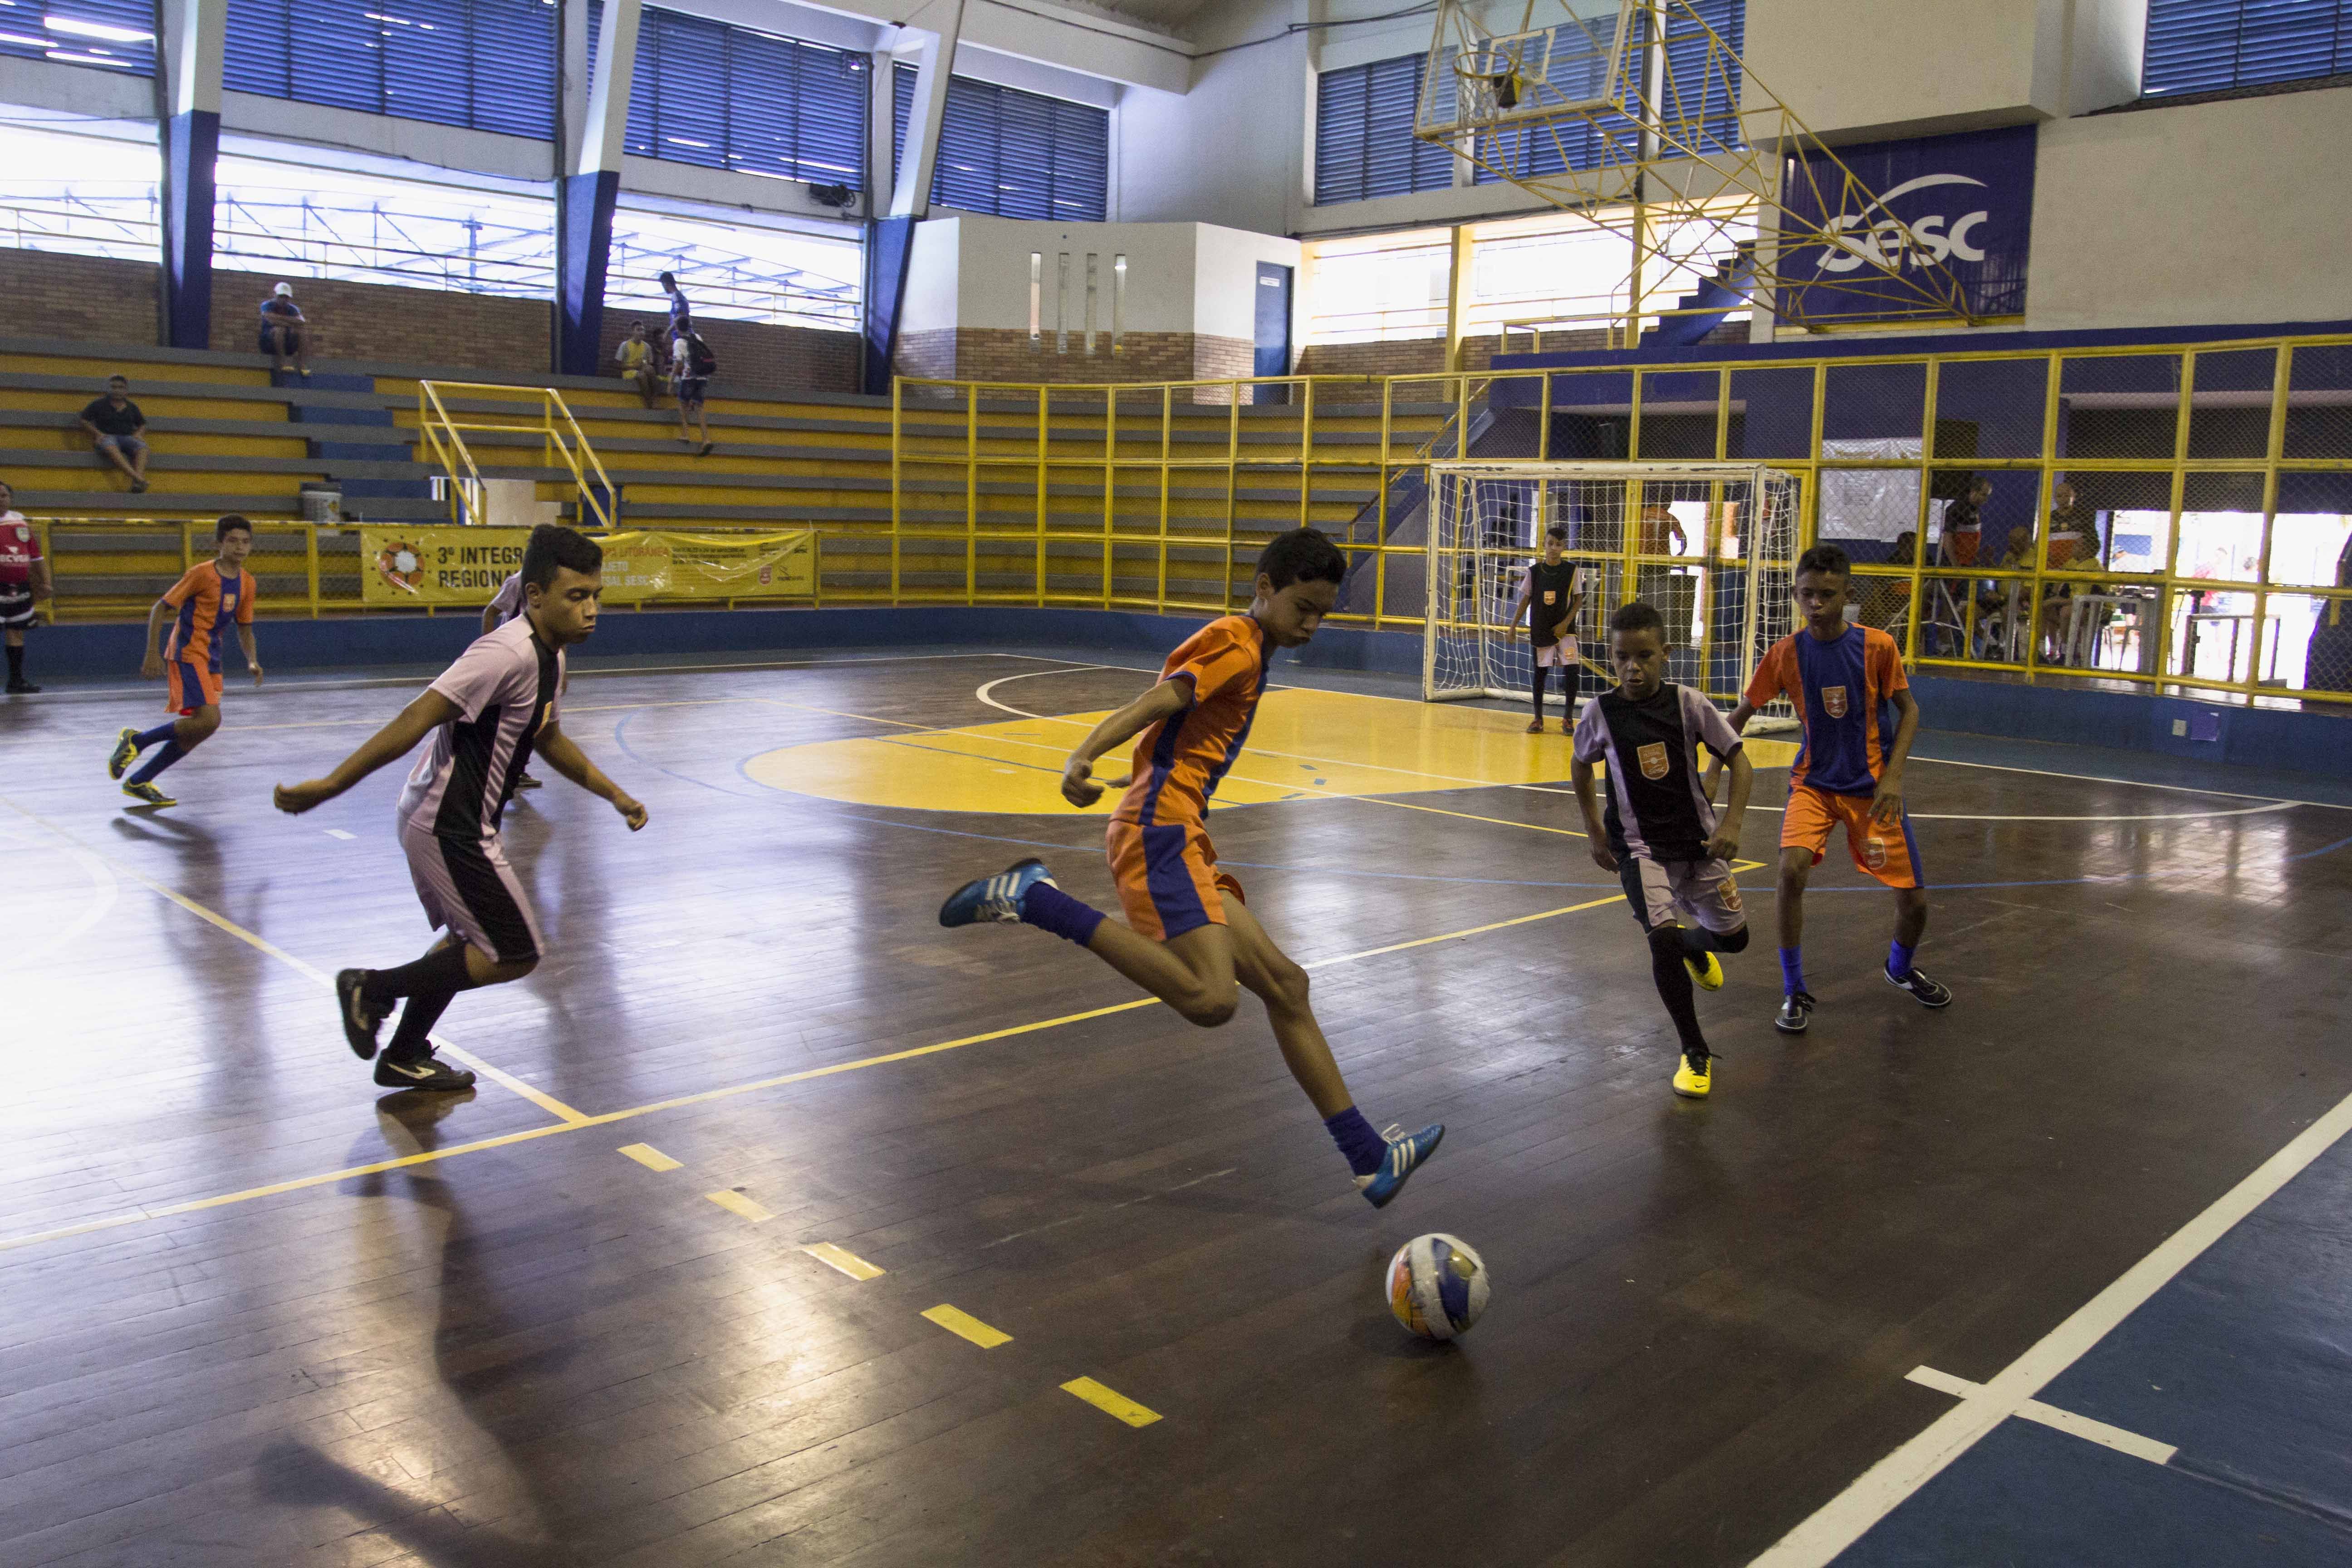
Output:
[374, 1054, 478, 1093]
[337, 968, 388, 1060]
[1886, 966, 1954, 1009]
[5, 678, 38, 694]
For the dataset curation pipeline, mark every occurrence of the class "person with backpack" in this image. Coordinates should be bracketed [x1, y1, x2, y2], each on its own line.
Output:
[672, 327, 715, 456]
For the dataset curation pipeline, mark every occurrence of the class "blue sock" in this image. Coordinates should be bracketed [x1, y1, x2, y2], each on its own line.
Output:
[1324, 1107, 1386, 1177]
[1779, 946, 1806, 995]
[127, 740, 186, 785]
[1888, 939, 1916, 979]
[1017, 881, 1105, 946]
[133, 721, 178, 750]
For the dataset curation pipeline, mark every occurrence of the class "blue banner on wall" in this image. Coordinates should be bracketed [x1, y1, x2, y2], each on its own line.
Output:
[1778, 124, 2036, 324]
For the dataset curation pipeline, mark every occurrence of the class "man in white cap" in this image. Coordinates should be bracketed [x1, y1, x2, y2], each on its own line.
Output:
[260, 282, 310, 377]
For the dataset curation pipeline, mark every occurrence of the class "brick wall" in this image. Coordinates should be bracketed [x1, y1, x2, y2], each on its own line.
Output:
[0, 250, 162, 344]
[212, 268, 547, 374]
[893, 329, 958, 381]
[598, 311, 862, 397]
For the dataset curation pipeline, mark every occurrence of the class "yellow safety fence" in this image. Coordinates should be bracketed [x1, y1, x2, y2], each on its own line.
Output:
[416, 380, 619, 531]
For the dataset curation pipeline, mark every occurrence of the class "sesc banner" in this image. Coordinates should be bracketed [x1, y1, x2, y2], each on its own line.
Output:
[1777, 124, 2036, 326]
[362, 527, 815, 606]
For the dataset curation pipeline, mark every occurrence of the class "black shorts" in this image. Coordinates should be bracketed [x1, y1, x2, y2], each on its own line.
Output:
[0, 588, 33, 629]
[260, 324, 302, 353]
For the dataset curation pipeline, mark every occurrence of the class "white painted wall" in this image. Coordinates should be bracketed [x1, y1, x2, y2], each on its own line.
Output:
[1195, 222, 1303, 341]
[2025, 90, 2352, 331]
[899, 216, 964, 334]
[1118, 0, 1307, 235]
[898, 213, 1299, 340]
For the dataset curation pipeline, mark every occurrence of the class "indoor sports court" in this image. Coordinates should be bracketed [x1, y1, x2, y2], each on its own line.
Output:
[3, 0, 2350, 1564]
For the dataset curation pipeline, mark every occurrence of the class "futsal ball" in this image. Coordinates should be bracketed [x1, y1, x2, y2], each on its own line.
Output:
[1386, 1233, 1490, 1341]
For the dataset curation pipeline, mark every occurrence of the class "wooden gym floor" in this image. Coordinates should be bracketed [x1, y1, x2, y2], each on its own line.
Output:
[3, 649, 2349, 1567]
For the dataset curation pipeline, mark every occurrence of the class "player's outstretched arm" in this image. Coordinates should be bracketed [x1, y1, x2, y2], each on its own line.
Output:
[1059, 678, 1188, 807]
[273, 690, 458, 814]
[1705, 749, 1754, 861]
[1569, 758, 1616, 872]
[534, 722, 648, 830]
[1872, 689, 1922, 825]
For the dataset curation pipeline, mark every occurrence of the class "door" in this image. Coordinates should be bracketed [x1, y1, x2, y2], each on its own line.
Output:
[1253, 262, 1293, 406]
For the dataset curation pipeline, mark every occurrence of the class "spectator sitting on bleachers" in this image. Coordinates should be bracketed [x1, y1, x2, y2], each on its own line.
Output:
[0, 478, 52, 693]
[673, 327, 715, 456]
[615, 321, 662, 408]
[260, 283, 311, 378]
[79, 374, 150, 494]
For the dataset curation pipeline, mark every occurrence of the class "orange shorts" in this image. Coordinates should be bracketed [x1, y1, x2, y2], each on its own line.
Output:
[1105, 819, 1247, 942]
[166, 659, 222, 715]
[1783, 784, 1922, 889]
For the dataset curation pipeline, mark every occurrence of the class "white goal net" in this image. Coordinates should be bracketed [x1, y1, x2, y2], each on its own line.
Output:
[1424, 461, 1800, 725]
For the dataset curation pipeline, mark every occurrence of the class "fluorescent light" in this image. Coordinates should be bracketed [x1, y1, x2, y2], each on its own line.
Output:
[44, 16, 150, 42]
[45, 49, 134, 67]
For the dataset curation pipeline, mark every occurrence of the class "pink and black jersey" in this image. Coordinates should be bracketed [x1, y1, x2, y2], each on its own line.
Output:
[397, 617, 562, 840]
[1572, 682, 1745, 862]
[0, 512, 39, 589]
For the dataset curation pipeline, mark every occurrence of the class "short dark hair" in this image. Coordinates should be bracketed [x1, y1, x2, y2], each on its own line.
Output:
[108, 374, 128, 386]
[1255, 527, 1346, 590]
[658, 271, 677, 289]
[215, 514, 252, 540]
[522, 524, 603, 591]
[1796, 543, 1852, 578]
[1544, 525, 1566, 541]
[1609, 600, 1665, 639]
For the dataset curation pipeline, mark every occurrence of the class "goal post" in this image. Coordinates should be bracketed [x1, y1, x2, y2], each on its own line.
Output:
[1423, 460, 1800, 725]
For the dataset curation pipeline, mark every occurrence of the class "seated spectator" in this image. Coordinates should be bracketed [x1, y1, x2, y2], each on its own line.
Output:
[79, 375, 150, 494]
[615, 320, 662, 408]
[672, 327, 715, 456]
[260, 283, 311, 377]
[0, 477, 52, 693]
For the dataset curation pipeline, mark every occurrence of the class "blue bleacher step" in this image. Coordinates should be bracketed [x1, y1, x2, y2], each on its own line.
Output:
[333, 478, 436, 500]
[309, 440, 412, 461]
[274, 369, 374, 393]
[290, 402, 395, 427]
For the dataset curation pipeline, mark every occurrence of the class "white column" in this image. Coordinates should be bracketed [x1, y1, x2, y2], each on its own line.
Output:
[577, 0, 642, 181]
[888, 0, 968, 220]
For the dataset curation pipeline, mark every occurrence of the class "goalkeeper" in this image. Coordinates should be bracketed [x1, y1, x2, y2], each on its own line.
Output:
[1509, 525, 1585, 732]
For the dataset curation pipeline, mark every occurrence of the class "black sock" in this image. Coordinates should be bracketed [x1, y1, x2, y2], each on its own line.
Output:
[5, 643, 21, 680]
[1676, 923, 1751, 959]
[1530, 662, 1546, 719]
[1647, 926, 1709, 1058]
[363, 943, 478, 1009]
[382, 989, 458, 1064]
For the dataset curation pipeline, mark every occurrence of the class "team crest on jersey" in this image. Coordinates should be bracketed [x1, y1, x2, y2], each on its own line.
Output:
[1862, 835, 1888, 870]
[1821, 685, 1849, 718]
[1637, 741, 1670, 780]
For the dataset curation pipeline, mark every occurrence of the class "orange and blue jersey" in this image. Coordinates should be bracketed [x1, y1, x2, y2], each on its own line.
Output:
[1745, 623, 1908, 797]
[1112, 615, 1269, 829]
[162, 561, 255, 676]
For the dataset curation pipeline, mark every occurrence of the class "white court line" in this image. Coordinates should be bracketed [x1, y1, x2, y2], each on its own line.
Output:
[1750, 1083, 2352, 1566]
[1739, 803, 2298, 823]
[1902, 1367, 2179, 1467]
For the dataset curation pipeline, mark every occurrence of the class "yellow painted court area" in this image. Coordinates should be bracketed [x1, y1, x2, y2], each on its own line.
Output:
[744, 686, 1801, 816]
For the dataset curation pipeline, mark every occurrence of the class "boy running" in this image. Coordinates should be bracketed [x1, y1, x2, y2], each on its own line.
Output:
[1571, 602, 1754, 1099]
[109, 515, 264, 806]
[938, 528, 1443, 1206]
[1724, 543, 1951, 1035]
[272, 526, 647, 1092]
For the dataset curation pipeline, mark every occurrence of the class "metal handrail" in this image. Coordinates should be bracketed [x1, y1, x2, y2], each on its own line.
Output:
[415, 381, 616, 531]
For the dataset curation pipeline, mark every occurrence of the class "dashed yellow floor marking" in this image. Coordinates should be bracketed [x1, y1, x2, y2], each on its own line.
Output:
[617, 1143, 682, 1171]
[1060, 1377, 1161, 1427]
[705, 1190, 774, 1223]
[803, 1242, 885, 1280]
[922, 1304, 1013, 1348]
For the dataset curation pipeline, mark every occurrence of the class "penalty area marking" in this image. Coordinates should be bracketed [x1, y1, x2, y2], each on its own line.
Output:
[1748, 1078, 2352, 1566]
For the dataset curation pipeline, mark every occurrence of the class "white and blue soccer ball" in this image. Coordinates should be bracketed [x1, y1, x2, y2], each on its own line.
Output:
[1386, 1232, 1490, 1341]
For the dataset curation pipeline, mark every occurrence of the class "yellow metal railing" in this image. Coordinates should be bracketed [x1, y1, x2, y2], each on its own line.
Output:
[417, 380, 620, 531]
[885, 335, 2352, 710]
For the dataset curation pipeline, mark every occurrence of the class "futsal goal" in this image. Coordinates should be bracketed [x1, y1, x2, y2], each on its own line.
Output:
[1423, 461, 1800, 725]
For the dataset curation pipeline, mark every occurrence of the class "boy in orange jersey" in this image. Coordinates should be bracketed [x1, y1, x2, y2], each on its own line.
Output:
[109, 515, 265, 807]
[1720, 543, 1951, 1036]
[940, 529, 1443, 1207]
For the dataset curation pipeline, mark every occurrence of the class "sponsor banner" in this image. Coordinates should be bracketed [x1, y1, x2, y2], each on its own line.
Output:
[361, 528, 816, 606]
[1779, 124, 2036, 324]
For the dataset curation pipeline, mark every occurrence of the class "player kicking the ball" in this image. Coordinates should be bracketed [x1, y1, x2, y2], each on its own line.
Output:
[939, 528, 1443, 1206]
[1721, 542, 1950, 1035]
[1571, 601, 1754, 1099]
[273, 525, 647, 1092]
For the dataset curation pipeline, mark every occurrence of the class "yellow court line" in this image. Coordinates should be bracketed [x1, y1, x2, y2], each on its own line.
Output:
[0, 895, 1631, 1256]
[1060, 1377, 1161, 1427]
[0, 796, 591, 1129]
[617, 1142, 682, 1172]
[706, 1190, 774, 1224]
[803, 1242, 886, 1280]
[922, 1303, 1014, 1348]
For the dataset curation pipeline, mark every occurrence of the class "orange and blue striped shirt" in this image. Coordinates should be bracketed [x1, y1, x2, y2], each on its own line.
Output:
[1744, 623, 1908, 796]
[162, 561, 256, 674]
[1112, 615, 1269, 828]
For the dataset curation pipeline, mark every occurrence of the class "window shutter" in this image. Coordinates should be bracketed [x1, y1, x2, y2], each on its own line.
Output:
[1315, 54, 1451, 204]
[622, 5, 867, 189]
[2146, 0, 2349, 96]
[0, 0, 160, 76]
[221, 0, 555, 136]
[894, 65, 1107, 220]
